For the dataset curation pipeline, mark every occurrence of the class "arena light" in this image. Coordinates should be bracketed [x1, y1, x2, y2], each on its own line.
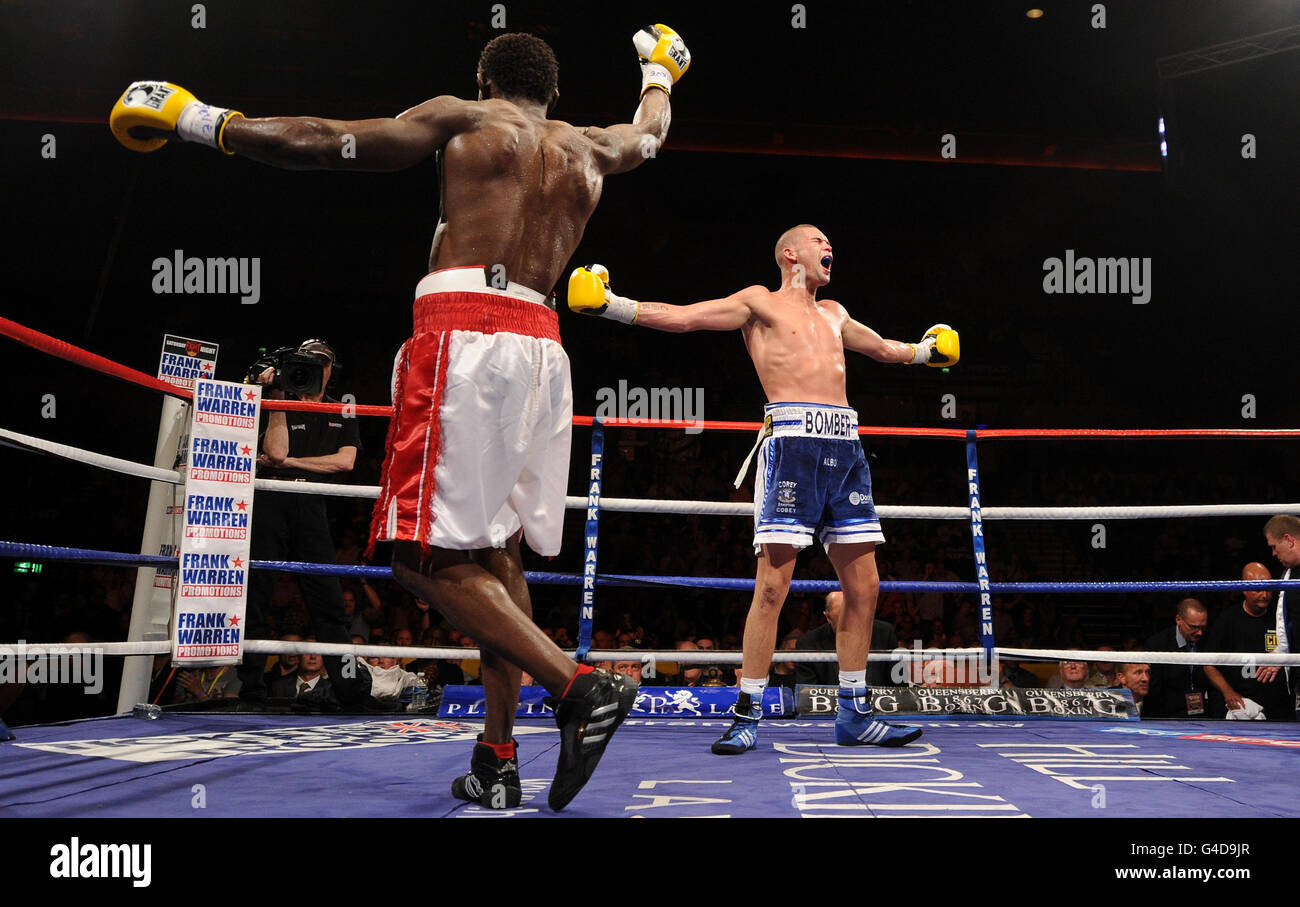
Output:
[1158, 115, 1168, 158]
[13, 561, 43, 574]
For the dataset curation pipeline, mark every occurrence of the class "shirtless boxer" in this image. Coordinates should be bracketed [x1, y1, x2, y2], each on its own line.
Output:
[110, 26, 691, 809]
[568, 224, 959, 752]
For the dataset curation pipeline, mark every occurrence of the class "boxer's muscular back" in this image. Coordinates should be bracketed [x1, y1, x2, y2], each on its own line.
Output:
[431, 102, 604, 295]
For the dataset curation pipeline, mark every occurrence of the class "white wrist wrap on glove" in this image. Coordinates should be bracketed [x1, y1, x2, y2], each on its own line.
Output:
[603, 293, 640, 324]
[176, 102, 233, 149]
[910, 340, 933, 365]
[640, 63, 674, 97]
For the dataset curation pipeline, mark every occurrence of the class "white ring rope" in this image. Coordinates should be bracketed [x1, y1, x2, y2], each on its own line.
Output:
[0, 427, 180, 484]
[6, 425, 1297, 521]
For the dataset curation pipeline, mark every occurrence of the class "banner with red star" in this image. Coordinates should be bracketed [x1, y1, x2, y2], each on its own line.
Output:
[172, 377, 260, 666]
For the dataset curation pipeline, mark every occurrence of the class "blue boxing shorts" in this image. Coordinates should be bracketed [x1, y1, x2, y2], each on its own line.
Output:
[748, 402, 885, 554]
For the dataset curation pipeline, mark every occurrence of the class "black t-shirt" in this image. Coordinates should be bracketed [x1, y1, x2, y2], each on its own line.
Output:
[1203, 600, 1293, 719]
[259, 396, 362, 482]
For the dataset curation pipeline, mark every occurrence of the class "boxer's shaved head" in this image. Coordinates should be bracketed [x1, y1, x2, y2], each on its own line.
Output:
[775, 224, 819, 269]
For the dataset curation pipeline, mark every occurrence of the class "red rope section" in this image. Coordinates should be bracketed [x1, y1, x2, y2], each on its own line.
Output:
[262, 399, 394, 417]
[571, 416, 967, 438]
[975, 428, 1300, 440]
[5, 317, 1297, 439]
[0, 315, 188, 400]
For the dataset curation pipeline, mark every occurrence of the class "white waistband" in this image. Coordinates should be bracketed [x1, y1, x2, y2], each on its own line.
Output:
[415, 266, 551, 306]
[765, 403, 859, 439]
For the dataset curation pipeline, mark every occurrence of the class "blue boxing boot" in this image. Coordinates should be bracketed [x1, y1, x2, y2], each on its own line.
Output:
[835, 688, 922, 746]
[711, 691, 763, 755]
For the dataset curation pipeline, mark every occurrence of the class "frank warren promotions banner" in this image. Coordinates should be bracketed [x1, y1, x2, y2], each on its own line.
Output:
[151, 334, 220, 594]
[157, 334, 219, 393]
[796, 685, 1139, 721]
[439, 685, 798, 720]
[170, 378, 260, 666]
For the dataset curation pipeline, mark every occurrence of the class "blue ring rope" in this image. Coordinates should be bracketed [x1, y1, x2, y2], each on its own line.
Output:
[4, 541, 1299, 594]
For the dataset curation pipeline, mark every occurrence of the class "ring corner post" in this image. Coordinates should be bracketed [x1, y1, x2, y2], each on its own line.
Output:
[964, 430, 998, 688]
[116, 395, 189, 713]
[576, 416, 605, 665]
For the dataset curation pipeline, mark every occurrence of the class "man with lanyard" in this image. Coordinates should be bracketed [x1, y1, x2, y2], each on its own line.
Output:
[1143, 597, 1209, 719]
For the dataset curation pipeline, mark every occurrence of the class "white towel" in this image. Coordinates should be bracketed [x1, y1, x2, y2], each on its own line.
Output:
[361, 658, 422, 700]
[1225, 697, 1266, 720]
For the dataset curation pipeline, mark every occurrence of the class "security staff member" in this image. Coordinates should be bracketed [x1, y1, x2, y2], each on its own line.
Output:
[1203, 563, 1294, 720]
[238, 339, 367, 707]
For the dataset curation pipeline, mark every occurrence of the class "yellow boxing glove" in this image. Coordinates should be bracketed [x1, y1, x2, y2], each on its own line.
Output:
[910, 324, 960, 367]
[633, 24, 691, 97]
[110, 81, 243, 154]
[567, 265, 639, 324]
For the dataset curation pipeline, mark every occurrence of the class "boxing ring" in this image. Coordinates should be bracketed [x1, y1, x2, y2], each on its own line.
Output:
[6, 713, 1300, 818]
[3, 315, 1300, 819]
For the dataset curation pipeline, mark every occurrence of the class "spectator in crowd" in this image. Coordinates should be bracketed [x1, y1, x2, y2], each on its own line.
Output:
[1047, 655, 1090, 690]
[1116, 661, 1151, 715]
[916, 563, 945, 623]
[356, 577, 385, 627]
[951, 600, 978, 645]
[342, 587, 370, 641]
[611, 651, 644, 686]
[998, 659, 1040, 690]
[270, 646, 333, 703]
[673, 640, 703, 686]
[1087, 646, 1119, 688]
[768, 633, 802, 689]
[1143, 598, 1209, 718]
[263, 632, 302, 690]
[694, 636, 732, 686]
[1203, 562, 1293, 720]
[795, 592, 898, 687]
[173, 666, 241, 703]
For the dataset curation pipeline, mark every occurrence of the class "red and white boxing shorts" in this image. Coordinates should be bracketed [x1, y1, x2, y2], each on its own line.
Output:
[368, 266, 572, 556]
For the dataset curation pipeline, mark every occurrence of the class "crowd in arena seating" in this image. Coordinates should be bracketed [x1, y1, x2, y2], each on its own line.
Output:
[2, 424, 1294, 725]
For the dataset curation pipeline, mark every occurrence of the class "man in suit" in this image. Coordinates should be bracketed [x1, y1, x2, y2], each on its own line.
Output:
[270, 647, 334, 705]
[1143, 598, 1210, 718]
[795, 591, 898, 687]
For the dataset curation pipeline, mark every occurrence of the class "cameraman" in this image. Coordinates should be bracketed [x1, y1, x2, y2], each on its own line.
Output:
[238, 339, 369, 708]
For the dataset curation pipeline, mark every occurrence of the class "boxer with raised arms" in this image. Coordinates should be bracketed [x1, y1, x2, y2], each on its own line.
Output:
[111, 26, 691, 810]
[569, 224, 959, 752]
